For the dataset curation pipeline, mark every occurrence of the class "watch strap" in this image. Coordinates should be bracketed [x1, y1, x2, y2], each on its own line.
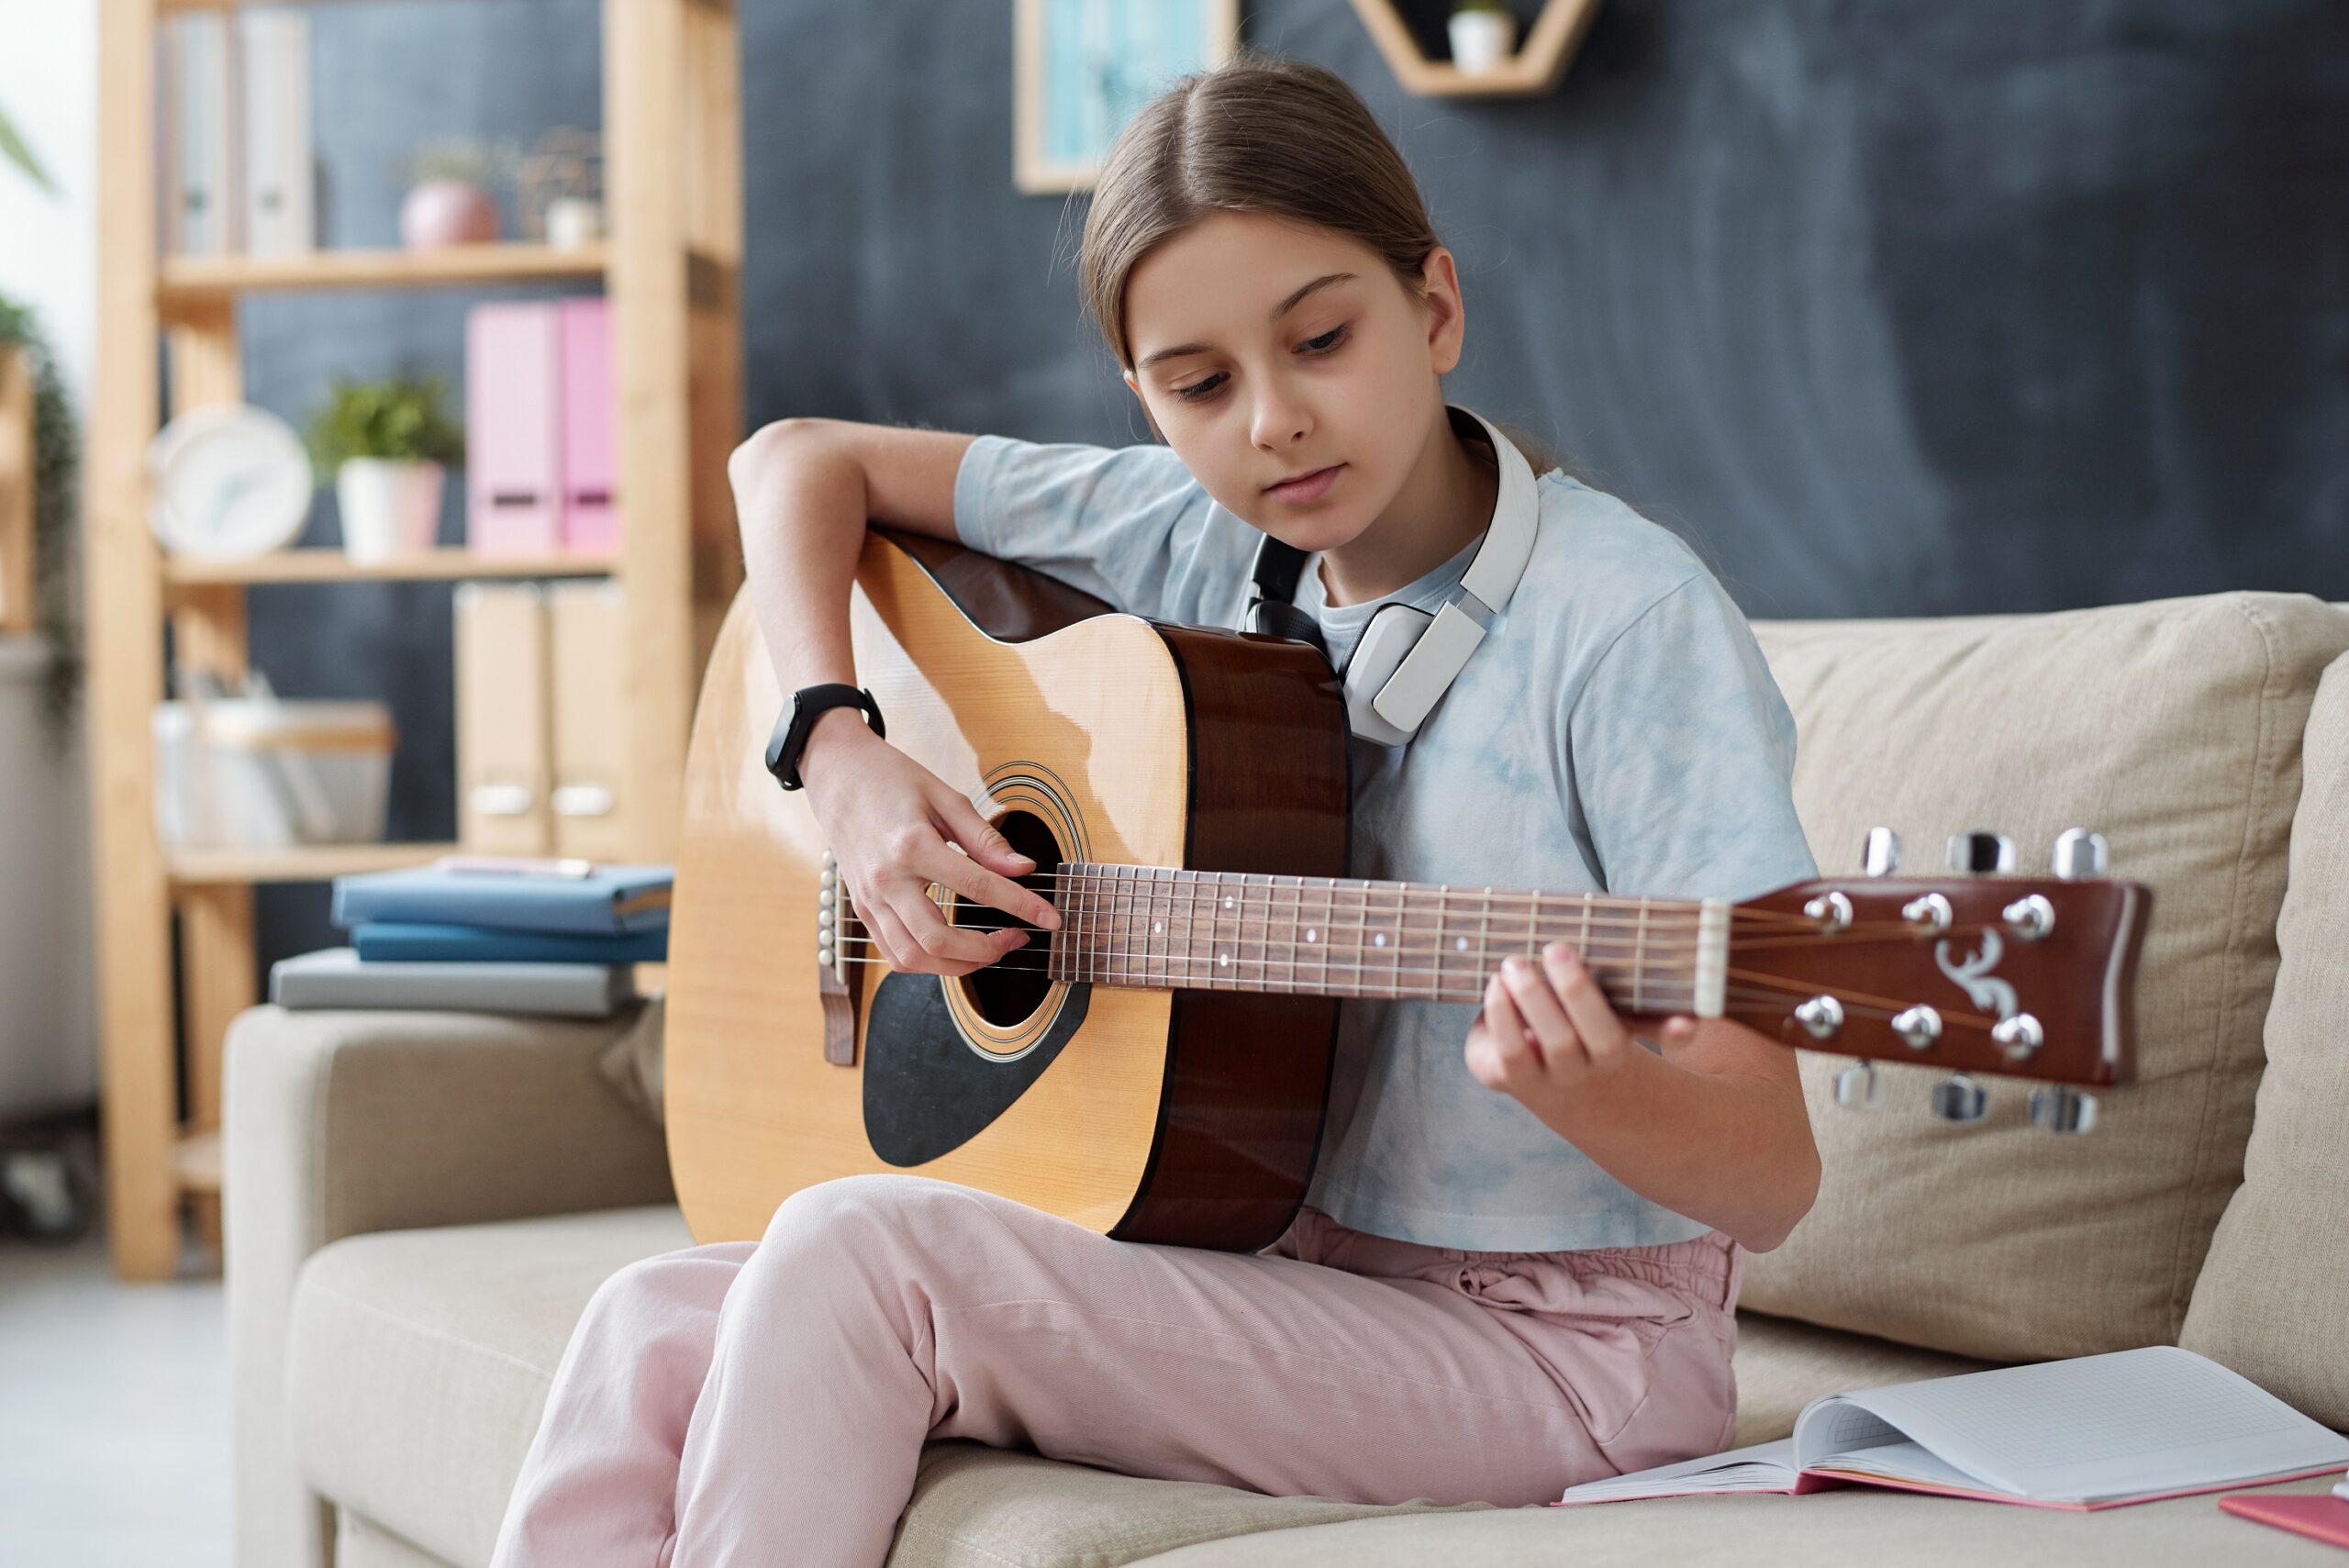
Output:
[765, 684, 885, 791]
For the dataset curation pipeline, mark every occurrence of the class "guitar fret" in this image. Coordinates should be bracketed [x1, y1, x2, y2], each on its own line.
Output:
[1632, 895, 1648, 1014]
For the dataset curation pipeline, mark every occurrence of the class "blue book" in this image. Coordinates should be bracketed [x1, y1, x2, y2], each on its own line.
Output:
[351, 921, 669, 965]
[331, 862, 673, 936]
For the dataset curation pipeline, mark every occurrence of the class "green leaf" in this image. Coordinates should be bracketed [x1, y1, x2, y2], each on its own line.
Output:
[0, 102, 56, 196]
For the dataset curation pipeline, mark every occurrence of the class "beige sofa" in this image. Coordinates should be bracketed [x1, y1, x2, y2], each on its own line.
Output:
[226, 590, 2349, 1567]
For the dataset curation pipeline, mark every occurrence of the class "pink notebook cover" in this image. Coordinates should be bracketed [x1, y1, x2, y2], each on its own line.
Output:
[2221, 1492, 2349, 1551]
[557, 296, 617, 555]
[1553, 1464, 2349, 1513]
[466, 302, 562, 556]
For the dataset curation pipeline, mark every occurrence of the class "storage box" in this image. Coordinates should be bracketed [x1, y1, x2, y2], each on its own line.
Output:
[153, 697, 396, 849]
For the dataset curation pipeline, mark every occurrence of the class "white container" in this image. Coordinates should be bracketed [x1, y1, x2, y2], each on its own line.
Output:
[0, 638, 98, 1117]
[336, 457, 446, 564]
[1448, 7, 1518, 73]
[154, 696, 397, 849]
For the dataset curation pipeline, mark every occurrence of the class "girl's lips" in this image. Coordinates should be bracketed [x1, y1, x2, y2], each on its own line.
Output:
[1266, 463, 1344, 505]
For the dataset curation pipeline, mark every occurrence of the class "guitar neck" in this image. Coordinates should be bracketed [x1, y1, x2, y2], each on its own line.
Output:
[1045, 862, 1731, 1016]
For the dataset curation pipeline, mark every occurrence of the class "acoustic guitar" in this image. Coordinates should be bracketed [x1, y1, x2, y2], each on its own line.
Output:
[666, 528, 2148, 1252]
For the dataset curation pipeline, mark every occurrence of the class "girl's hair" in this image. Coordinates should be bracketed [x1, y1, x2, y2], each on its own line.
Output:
[1077, 50, 1559, 474]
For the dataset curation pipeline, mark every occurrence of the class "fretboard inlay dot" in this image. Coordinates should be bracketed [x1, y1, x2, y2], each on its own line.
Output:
[1373, 932, 1387, 948]
[1307, 929, 1319, 942]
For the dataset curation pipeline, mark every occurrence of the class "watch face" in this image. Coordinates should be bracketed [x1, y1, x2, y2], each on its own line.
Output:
[147, 405, 313, 561]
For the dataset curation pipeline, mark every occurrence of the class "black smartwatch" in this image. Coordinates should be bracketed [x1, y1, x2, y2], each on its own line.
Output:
[764, 684, 885, 791]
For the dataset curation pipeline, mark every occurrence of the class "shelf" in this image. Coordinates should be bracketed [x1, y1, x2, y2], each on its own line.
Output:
[168, 840, 462, 888]
[165, 548, 618, 587]
[159, 242, 608, 305]
[173, 1129, 222, 1195]
[1345, 0, 1602, 99]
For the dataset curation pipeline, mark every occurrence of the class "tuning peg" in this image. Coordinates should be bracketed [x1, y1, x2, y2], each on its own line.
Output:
[1832, 1062, 1881, 1109]
[1928, 1073, 1989, 1124]
[1989, 1012, 2043, 1063]
[2052, 828, 2109, 880]
[1947, 832, 2016, 874]
[1862, 828, 1902, 877]
[1802, 891, 1854, 934]
[2029, 1086, 2099, 1134]
[1794, 995, 1845, 1040]
[1890, 1005, 1942, 1051]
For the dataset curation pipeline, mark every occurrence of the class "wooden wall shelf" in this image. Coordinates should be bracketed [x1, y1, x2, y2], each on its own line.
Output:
[163, 547, 618, 587]
[1345, 0, 1602, 98]
[164, 841, 464, 889]
[159, 241, 610, 306]
[91, 0, 747, 1281]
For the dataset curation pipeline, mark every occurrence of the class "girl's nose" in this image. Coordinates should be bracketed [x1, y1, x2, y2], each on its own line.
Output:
[1250, 385, 1313, 451]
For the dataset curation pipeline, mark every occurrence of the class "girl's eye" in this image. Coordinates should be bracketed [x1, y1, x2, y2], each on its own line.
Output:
[1164, 328, 1353, 404]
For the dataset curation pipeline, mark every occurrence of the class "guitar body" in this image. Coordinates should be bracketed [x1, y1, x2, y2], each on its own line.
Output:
[666, 529, 1351, 1251]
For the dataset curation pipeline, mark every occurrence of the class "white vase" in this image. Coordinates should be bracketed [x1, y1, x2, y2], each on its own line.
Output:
[336, 458, 446, 564]
[1448, 9, 1518, 74]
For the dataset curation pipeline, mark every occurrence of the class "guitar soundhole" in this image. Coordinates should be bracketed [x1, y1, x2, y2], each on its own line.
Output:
[952, 808, 1063, 1028]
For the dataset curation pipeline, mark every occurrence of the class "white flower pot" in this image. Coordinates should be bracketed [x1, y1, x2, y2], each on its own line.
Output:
[336, 458, 446, 564]
[1449, 9, 1518, 74]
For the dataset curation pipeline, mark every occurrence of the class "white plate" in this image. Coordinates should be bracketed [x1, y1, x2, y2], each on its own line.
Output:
[146, 405, 314, 561]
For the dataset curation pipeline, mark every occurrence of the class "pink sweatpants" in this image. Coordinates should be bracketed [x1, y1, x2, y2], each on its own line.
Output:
[488, 1174, 1742, 1568]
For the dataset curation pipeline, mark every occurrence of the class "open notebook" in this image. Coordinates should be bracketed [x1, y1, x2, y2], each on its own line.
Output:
[1558, 1346, 2349, 1511]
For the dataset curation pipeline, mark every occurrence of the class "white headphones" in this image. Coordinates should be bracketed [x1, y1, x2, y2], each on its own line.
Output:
[1244, 406, 1539, 746]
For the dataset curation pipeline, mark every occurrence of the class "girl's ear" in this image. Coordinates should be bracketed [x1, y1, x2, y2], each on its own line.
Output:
[1418, 246, 1467, 377]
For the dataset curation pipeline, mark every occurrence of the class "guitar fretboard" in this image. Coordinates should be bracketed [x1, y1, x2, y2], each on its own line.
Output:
[1044, 863, 1731, 1016]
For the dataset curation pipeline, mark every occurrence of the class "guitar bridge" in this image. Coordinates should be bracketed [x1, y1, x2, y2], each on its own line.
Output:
[818, 851, 861, 1065]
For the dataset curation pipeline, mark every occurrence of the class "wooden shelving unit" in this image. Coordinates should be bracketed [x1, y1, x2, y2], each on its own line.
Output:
[89, 0, 746, 1280]
[1345, 0, 1602, 98]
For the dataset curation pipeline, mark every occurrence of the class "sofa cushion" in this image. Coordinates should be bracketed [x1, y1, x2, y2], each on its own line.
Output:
[2182, 651, 2349, 1428]
[1120, 1473, 2349, 1567]
[289, 1213, 1989, 1568]
[1744, 592, 2349, 1362]
[288, 1207, 695, 1568]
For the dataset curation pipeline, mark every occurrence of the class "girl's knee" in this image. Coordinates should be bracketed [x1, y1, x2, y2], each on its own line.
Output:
[757, 1174, 974, 1280]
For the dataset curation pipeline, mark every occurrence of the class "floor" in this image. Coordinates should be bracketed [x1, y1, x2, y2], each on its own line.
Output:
[0, 1227, 231, 1566]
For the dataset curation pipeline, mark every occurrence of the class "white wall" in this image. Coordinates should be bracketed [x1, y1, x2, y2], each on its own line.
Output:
[0, 0, 98, 405]
[0, 0, 100, 1115]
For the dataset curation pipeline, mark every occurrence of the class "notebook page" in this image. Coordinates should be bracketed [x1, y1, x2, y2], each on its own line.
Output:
[1830, 1346, 2349, 1503]
[1556, 1439, 1799, 1503]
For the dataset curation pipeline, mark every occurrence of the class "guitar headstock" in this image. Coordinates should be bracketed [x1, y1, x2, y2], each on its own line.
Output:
[1729, 828, 2149, 1134]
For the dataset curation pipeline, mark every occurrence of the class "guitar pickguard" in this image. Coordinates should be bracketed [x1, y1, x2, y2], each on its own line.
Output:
[861, 973, 1094, 1166]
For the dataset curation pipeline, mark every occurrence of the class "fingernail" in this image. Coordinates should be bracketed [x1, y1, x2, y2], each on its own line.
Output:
[1038, 906, 1061, 930]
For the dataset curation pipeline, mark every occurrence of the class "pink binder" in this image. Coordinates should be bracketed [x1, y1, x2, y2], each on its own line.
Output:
[465, 302, 562, 556]
[557, 297, 618, 554]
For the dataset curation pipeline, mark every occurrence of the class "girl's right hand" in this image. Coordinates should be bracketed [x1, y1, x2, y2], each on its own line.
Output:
[800, 711, 1062, 976]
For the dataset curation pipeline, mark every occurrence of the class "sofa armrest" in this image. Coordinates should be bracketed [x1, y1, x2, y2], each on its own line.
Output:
[225, 1003, 674, 1568]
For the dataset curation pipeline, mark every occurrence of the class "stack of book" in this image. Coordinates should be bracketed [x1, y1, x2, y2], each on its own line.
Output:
[269, 857, 671, 1018]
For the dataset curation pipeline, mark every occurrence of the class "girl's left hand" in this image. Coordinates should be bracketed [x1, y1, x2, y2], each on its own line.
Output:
[1465, 941, 1698, 1107]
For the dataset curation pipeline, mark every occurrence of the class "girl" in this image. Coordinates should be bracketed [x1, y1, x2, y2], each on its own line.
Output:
[492, 52, 1820, 1568]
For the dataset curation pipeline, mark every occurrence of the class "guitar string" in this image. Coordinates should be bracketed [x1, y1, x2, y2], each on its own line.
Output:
[810, 953, 1908, 1022]
[819, 932, 1991, 1028]
[858, 868, 1841, 929]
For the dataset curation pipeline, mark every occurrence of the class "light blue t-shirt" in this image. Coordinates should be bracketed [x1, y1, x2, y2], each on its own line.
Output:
[952, 434, 1819, 1251]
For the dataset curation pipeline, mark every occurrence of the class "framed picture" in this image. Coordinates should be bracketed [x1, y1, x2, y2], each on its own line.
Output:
[1014, 0, 1241, 195]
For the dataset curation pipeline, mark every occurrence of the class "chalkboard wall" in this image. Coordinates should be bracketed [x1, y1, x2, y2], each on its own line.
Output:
[235, 0, 2348, 978]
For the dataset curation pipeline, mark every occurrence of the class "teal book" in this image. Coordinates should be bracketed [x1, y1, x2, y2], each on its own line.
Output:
[331, 862, 673, 936]
[351, 921, 668, 965]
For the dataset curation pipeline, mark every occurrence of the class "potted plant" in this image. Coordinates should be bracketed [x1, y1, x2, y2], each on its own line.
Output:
[1448, 0, 1519, 74]
[306, 374, 464, 564]
[394, 137, 518, 250]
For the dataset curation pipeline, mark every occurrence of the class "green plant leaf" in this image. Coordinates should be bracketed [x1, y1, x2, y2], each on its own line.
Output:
[0, 102, 56, 195]
[304, 373, 465, 476]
